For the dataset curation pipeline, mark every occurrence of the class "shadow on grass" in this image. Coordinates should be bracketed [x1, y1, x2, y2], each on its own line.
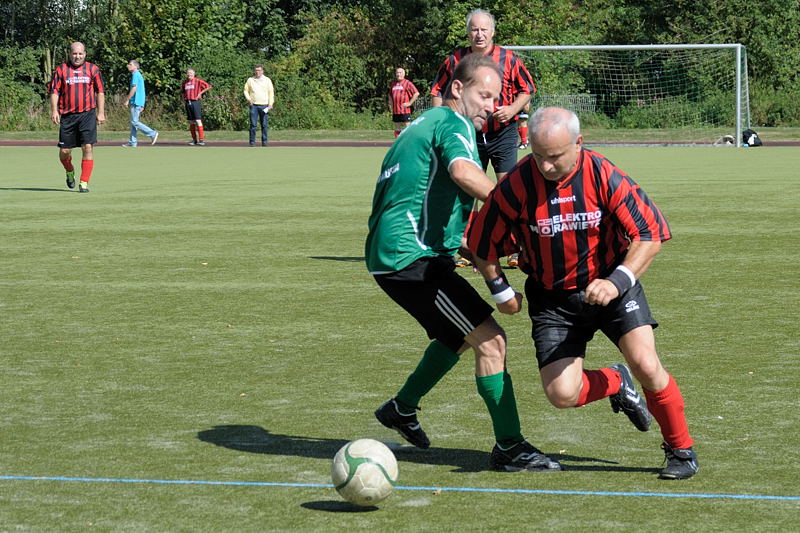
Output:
[309, 256, 364, 262]
[197, 424, 653, 474]
[300, 501, 379, 513]
[0, 187, 73, 192]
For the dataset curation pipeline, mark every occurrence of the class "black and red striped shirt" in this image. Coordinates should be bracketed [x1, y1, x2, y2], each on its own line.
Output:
[468, 149, 671, 291]
[49, 61, 104, 115]
[181, 77, 211, 101]
[430, 45, 535, 133]
[388, 78, 419, 114]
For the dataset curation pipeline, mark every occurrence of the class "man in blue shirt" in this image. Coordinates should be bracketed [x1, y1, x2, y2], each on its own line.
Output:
[122, 60, 158, 147]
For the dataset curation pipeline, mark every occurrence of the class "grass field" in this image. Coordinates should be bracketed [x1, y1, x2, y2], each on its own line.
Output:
[1, 143, 799, 531]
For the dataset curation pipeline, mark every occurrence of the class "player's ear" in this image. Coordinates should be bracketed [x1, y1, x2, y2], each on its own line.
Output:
[575, 134, 583, 150]
[450, 79, 464, 100]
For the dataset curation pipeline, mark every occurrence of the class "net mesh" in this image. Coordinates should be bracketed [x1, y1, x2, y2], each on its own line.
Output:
[511, 46, 750, 144]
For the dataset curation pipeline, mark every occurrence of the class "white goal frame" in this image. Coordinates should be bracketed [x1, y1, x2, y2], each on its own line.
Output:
[507, 44, 751, 147]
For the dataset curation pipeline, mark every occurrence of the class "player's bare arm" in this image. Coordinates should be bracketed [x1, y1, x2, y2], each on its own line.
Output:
[473, 256, 523, 314]
[584, 240, 663, 306]
[96, 93, 106, 124]
[49, 93, 60, 124]
[404, 91, 420, 108]
[448, 159, 495, 201]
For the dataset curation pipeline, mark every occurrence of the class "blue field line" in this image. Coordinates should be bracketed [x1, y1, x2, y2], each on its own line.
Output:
[2, 474, 799, 502]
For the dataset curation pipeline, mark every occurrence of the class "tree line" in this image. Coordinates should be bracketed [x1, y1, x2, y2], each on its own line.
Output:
[1, 0, 798, 130]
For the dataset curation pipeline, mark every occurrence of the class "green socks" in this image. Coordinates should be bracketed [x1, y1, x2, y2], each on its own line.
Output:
[476, 371, 523, 445]
[396, 340, 460, 410]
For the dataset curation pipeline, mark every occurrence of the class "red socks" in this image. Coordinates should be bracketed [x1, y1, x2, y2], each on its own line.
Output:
[197, 125, 204, 142]
[576, 368, 621, 406]
[518, 124, 528, 144]
[60, 156, 74, 172]
[644, 374, 694, 449]
[574, 368, 694, 450]
[190, 124, 198, 142]
[80, 159, 94, 183]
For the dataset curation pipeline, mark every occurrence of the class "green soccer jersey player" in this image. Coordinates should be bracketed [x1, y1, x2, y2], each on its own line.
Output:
[366, 53, 561, 472]
[365, 106, 481, 274]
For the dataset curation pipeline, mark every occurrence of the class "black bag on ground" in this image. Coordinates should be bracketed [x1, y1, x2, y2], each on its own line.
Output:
[742, 129, 762, 146]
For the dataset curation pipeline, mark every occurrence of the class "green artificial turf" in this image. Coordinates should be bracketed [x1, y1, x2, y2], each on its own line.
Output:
[1, 144, 798, 531]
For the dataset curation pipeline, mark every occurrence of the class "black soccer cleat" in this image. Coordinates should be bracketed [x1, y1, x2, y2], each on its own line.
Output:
[374, 398, 430, 449]
[65, 170, 76, 189]
[78, 181, 90, 193]
[609, 363, 652, 432]
[489, 440, 562, 472]
[659, 442, 699, 480]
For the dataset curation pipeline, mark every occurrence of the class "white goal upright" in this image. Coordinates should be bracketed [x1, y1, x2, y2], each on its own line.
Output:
[507, 44, 751, 146]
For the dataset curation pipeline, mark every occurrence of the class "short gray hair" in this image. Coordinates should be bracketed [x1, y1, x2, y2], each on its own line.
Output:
[466, 8, 495, 33]
[128, 60, 140, 69]
[530, 107, 581, 142]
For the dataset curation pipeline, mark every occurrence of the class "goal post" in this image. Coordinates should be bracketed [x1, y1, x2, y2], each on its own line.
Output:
[507, 44, 751, 147]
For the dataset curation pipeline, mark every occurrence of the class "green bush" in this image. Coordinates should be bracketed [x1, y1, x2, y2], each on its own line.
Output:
[0, 79, 49, 130]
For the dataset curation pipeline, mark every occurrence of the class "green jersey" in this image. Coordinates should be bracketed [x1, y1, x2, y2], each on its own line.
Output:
[365, 106, 481, 274]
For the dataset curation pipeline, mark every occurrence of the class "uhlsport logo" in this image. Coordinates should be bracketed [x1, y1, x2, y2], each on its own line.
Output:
[532, 210, 602, 237]
[625, 300, 640, 313]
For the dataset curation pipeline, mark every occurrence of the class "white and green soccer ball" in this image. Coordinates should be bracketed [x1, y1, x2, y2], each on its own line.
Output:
[331, 438, 398, 506]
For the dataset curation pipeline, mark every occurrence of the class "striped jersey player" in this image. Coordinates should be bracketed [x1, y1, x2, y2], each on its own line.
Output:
[468, 106, 700, 480]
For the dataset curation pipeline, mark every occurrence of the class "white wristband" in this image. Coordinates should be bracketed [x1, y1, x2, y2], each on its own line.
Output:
[616, 265, 636, 287]
[491, 287, 516, 304]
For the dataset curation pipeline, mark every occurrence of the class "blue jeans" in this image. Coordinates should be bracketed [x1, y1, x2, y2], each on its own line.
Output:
[129, 105, 157, 146]
[249, 105, 269, 145]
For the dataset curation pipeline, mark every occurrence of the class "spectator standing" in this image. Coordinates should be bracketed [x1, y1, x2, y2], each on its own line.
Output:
[243, 65, 275, 146]
[388, 67, 419, 138]
[48, 41, 105, 193]
[122, 60, 158, 147]
[181, 68, 212, 145]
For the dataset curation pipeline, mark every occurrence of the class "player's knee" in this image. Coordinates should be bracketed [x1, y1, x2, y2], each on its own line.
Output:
[543, 381, 580, 409]
[627, 353, 663, 382]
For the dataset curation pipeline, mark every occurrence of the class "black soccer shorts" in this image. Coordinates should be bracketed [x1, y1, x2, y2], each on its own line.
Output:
[57, 110, 97, 149]
[185, 100, 203, 121]
[525, 278, 659, 369]
[392, 113, 411, 123]
[375, 256, 494, 353]
[477, 122, 520, 175]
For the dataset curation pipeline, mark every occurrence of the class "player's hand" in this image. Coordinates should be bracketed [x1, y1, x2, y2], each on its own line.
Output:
[492, 105, 515, 124]
[497, 292, 523, 314]
[96, 113, 106, 125]
[51, 112, 60, 125]
[583, 279, 619, 306]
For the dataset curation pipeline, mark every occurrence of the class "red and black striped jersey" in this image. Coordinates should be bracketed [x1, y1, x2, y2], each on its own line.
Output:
[388, 79, 419, 114]
[430, 45, 535, 133]
[48, 61, 104, 115]
[181, 77, 211, 101]
[467, 149, 671, 291]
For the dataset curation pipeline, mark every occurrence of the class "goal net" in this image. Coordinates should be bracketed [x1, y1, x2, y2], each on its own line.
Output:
[508, 44, 751, 146]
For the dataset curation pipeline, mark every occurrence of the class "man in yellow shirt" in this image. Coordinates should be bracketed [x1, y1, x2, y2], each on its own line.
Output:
[243, 65, 275, 146]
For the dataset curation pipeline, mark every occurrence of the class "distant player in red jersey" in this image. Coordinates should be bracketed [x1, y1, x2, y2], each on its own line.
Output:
[181, 68, 212, 145]
[467, 107, 699, 480]
[49, 42, 105, 193]
[430, 8, 534, 268]
[387, 67, 419, 138]
[430, 9, 534, 182]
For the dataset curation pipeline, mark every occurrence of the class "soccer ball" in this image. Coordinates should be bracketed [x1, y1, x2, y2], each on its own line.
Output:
[331, 438, 398, 506]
